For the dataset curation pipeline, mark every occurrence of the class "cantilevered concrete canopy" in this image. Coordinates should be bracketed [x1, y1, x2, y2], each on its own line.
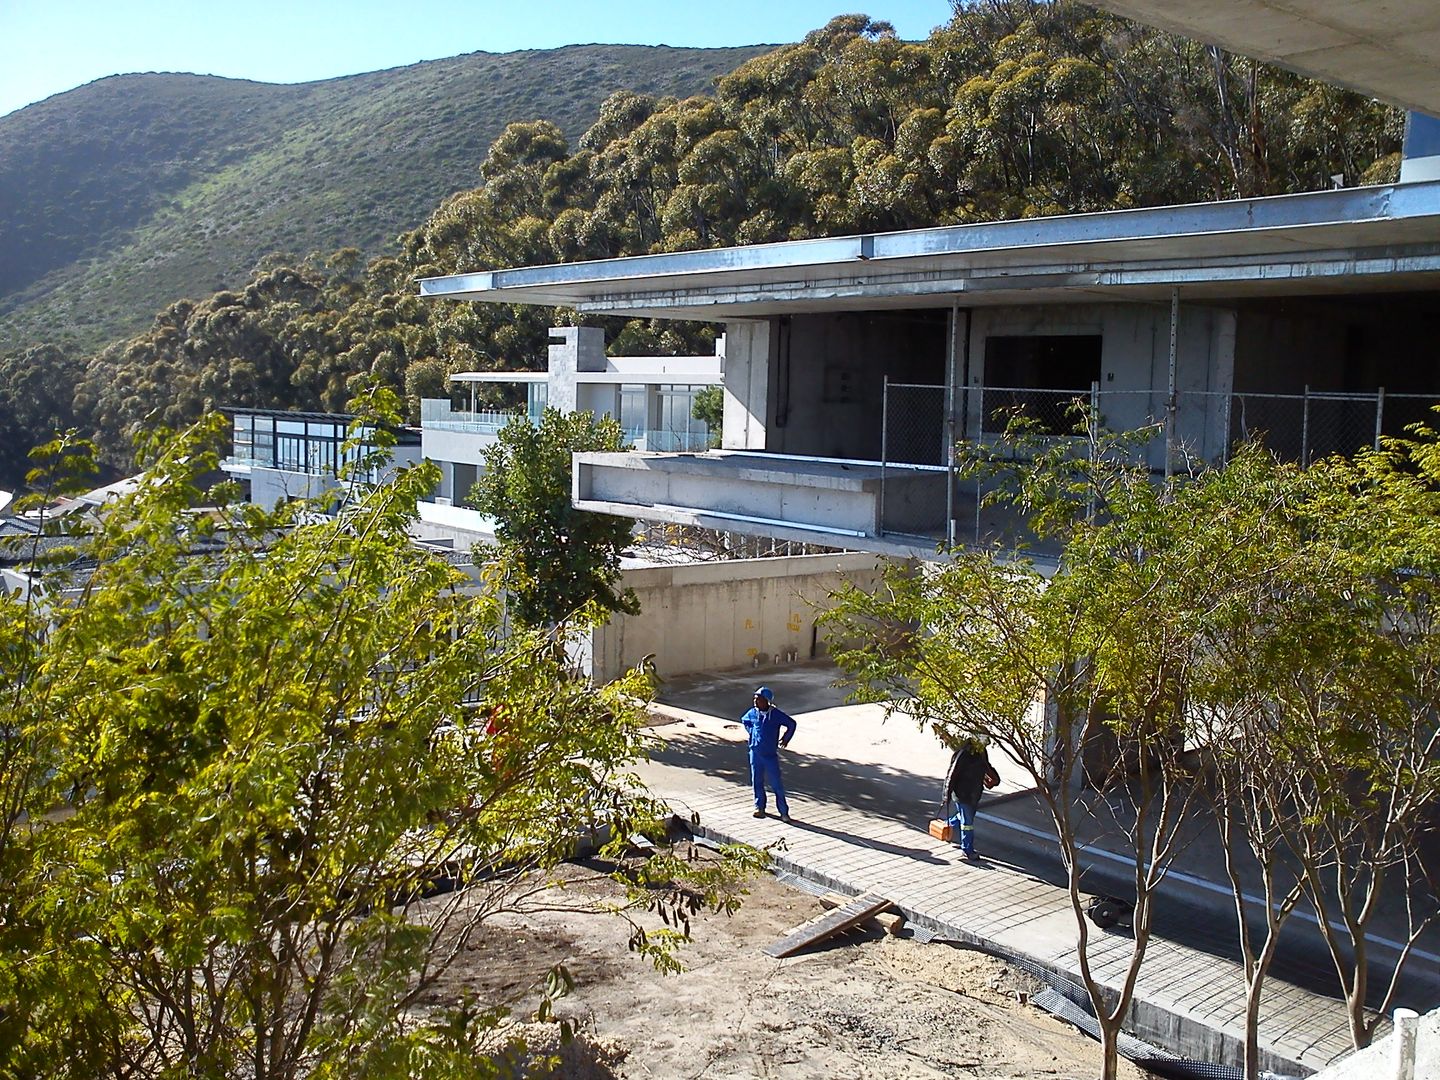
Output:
[1093, 0, 1440, 116]
[419, 183, 1440, 321]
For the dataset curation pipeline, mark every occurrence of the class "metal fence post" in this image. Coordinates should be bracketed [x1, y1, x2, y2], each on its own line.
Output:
[975, 385, 984, 546]
[879, 375, 889, 537]
[1376, 386, 1386, 451]
[1165, 288, 1178, 484]
[1089, 381, 1100, 522]
[1301, 384, 1311, 466]
[946, 305, 958, 551]
[1221, 391, 1233, 464]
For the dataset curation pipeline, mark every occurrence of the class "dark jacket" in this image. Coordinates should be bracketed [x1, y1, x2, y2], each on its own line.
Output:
[946, 745, 1000, 807]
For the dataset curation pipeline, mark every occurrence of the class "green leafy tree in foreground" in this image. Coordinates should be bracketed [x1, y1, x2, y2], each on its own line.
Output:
[822, 416, 1440, 1079]
[0, 401, 760, 1079]
[823, 420, 1227, 1080]
[471, 405, 640, 628]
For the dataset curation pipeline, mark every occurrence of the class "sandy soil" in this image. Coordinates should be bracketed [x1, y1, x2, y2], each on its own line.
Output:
[417, 848, 1151, 1079]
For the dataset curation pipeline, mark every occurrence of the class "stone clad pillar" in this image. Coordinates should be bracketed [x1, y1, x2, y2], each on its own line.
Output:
[547, 326, 606, 414]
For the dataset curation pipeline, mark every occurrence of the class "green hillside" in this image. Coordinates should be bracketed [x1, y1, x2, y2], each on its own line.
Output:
[0, 44, 768, 352]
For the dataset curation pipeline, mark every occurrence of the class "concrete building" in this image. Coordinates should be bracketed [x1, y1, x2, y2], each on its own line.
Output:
[221, 408, 423, 508]
[420, 178, 1440, 560]
[411, 324, 722, 548]
[416, 3, 1440, 567]
[417, 324, 722, 518]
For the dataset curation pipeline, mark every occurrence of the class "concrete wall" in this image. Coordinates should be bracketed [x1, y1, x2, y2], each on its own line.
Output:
[1234, 295, 1440, 395]
[546, 325, 607, 413]
[966, 302, 1235, 468]
[592, 552, 884, 682]
[1304, 1007, 1437, 1080]
[249, 466, 340, 507]
[767, 310, 950, 460]
[722, 320, 771, 450]
[719, 303, 1237, 469]
[412, 499, 494, 548]
[422, 426, 493, 472]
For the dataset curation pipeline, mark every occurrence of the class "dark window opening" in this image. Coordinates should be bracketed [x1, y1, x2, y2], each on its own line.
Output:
[983, 334, 1103, 436]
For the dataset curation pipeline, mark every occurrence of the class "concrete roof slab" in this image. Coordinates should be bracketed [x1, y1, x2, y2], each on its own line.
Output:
[418, 184, 1440, 321]
[1092, 0, 1440, 113]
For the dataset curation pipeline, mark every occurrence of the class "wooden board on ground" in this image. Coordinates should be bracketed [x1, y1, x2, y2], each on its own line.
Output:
[819, 891, 906, 935]
[764, 892, 893, 958]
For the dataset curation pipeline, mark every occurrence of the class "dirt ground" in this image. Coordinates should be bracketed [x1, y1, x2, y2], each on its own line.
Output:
[416, 848, 1152, 1079]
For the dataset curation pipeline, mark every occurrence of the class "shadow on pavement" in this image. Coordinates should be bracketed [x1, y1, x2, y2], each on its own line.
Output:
[782, 816, 949, 865]
[648, 728, 945, 829]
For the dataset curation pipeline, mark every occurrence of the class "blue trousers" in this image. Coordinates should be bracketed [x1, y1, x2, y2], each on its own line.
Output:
[750, 752, 789, 816]
[946, 802, 977, 854]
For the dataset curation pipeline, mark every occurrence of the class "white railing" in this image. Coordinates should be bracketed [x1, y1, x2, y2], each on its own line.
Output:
[626, 428, 714, 452]
[420, 399, 528, 435]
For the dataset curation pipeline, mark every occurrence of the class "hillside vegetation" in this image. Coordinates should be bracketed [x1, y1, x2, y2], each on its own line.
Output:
[0, 44, 767, 352]
[0, 3, 1404, 484]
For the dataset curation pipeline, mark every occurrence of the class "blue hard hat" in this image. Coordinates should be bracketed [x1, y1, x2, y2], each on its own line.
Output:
[754, 686, 774, 700]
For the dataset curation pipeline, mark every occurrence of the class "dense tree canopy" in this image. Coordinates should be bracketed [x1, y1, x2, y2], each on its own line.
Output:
[471, 407, 640, 628]
[0, 407, 758, 1077]
[0, 2, 1404, 481]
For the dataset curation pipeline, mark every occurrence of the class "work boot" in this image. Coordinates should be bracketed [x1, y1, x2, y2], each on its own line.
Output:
[780, 814, 792, 824]
[752, 809, 766, 818]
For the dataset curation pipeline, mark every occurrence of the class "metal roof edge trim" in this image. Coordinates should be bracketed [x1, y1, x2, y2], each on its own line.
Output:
[415, 182, 1440, 299]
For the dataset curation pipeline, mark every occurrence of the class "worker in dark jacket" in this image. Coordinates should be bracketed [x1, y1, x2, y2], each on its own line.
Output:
[945, 736, 1000, 861]
[741, 686, 796, 822]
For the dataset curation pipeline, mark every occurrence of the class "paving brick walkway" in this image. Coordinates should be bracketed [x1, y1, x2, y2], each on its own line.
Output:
[636, 732, 1366, 1074]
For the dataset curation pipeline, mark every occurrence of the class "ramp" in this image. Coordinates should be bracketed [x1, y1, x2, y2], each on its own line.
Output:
[763, 892, 893, 958]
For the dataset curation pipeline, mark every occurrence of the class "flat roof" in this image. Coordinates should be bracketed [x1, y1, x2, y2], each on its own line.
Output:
[449, 372, 548, 384]
[418, 182, 1440, 321]
[1092, 0, 1440, 116]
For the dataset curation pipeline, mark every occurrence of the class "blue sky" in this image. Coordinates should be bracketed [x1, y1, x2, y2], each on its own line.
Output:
[0, 1, 956, 117]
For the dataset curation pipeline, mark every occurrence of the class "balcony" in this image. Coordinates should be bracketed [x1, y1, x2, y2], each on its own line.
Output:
[420, 399, 538, 435]
[573, 385, 1440, 562]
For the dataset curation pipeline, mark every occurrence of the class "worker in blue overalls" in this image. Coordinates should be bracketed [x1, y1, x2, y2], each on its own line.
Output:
[741, 686, 797, 822]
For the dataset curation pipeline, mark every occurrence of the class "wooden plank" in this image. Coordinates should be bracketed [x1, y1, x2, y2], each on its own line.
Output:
[763, 892, 893, 958]
[818, 892, 906, 935]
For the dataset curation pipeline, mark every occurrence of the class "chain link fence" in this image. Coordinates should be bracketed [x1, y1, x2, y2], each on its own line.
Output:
[878, 382, 951, 540]
[880, 381, 1440, 548]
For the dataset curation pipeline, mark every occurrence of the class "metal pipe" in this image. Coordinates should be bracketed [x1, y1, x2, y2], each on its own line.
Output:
[1089, 381, 1100, 523]
[946, 303, 959, 551]
[1221, 391, 1233, 465]
[1376, 386, 1386, 451]
[1166, 287, 1178, 484]
[880, 375, 889, 537]
[1302, 384, 1311, 465]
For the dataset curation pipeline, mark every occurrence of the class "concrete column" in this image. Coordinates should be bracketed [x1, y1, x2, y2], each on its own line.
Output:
[547, 326, 606, 413]
[721, 319, 771, 450]
[1209, 308, 1237, 461]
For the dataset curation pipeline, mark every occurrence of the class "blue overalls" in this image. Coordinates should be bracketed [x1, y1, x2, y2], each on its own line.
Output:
[741, 704, 796, 817]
